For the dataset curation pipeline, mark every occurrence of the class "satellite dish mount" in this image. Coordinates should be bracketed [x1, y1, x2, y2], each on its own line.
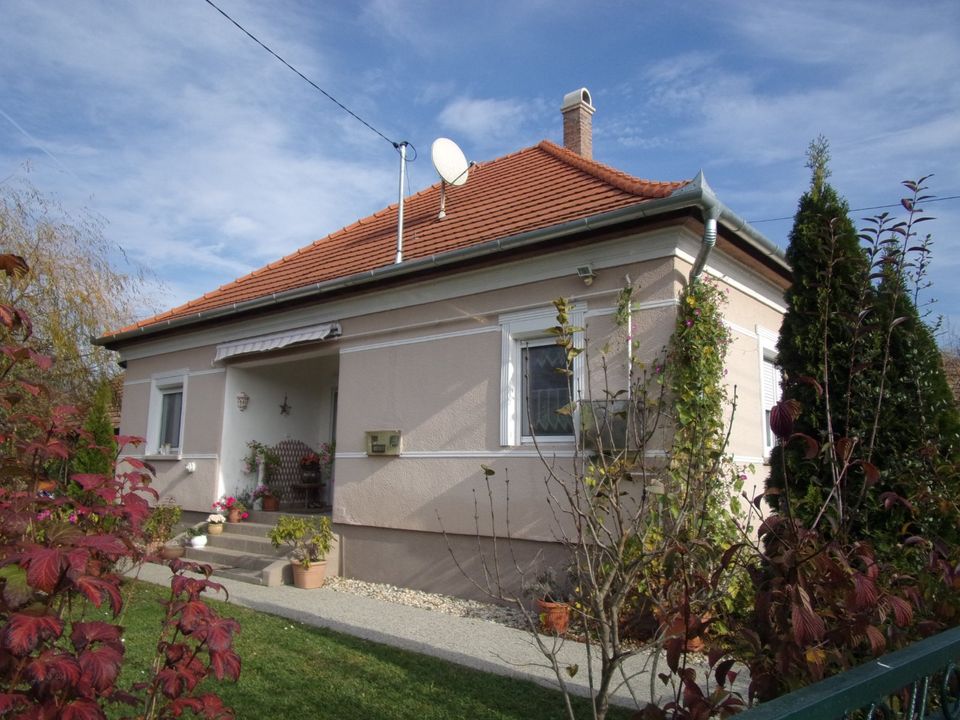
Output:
[431, 138, 470, 220]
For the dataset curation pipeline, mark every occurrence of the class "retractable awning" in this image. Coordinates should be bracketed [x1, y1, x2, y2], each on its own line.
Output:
[214, 322, 341, 362]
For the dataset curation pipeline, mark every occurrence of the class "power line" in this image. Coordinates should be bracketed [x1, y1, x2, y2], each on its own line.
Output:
[749, 194, 960, 224]
[202, 0, 403, 151]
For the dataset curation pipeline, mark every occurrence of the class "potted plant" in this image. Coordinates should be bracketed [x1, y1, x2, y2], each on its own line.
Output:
[186, 527, 207, 548]
[253, 483, 279, 512]
[300, 442, 334, 482]
[143, 502, 182, 554]
[213, 496, 248, 523]
[527, 568, 572, 635]
[268, 515, 334, 589]
[207, 513, 226, 535]
[243, 440, 280, 485]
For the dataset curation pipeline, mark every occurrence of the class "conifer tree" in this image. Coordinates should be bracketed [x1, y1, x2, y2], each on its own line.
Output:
[70, 379, 117, 476]
[856, 184, 960, 549]
[766, 138, 873, 524]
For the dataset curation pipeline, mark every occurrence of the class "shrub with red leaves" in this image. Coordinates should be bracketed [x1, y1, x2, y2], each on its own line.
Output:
[0, 254, 240, 719]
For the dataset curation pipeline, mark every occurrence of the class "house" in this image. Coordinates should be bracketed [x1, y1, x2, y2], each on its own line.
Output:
[97, 88, 790, 597]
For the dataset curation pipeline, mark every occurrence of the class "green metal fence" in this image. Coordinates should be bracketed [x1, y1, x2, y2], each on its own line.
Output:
[736, 625, 960, 719]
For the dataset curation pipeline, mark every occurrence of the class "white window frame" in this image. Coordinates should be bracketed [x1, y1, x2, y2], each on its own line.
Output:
[500, 304, 585, 446]
[145, 371, 188, 456]
[757, 328, 781, 459]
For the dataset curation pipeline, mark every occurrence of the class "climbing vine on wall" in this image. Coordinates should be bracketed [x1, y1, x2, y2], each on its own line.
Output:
[664, 277, 742, 545]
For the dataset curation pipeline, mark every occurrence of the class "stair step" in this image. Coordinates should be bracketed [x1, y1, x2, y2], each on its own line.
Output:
[186, 545, 271, 567]
[207, 533, 284, 556]
[183, 545, 290, 587]
[214, 521, 274, 538]
[176, 557, 290, 587]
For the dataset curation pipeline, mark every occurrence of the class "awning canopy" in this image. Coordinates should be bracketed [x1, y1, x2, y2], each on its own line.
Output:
[214, 322, 341, 363]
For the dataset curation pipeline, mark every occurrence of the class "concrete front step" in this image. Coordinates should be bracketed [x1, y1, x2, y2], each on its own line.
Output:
[214, 520, 275, 538]
[185, 543, 289, 587]
[179, 515, 328, 588]
[207, 531, 283, 556]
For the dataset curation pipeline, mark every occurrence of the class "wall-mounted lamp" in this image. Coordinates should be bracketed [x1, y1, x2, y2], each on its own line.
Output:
[577, 264, 597, 286]
[236, 392, 249, 411]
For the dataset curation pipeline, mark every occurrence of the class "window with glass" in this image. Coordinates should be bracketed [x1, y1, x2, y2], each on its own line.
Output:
[521, 339, 574, 439]
[761, 354, 781, 456]
[159, 388, 183, 451]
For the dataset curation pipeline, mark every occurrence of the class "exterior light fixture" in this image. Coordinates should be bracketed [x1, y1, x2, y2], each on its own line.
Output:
[577, 264, 596, 286]
[236, 392, 249, 411]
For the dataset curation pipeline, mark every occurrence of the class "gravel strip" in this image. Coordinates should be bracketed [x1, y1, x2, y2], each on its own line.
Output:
[324, 577, 529, 631]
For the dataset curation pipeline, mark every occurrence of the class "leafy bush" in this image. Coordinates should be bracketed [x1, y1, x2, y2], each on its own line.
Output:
[0, 252, 240, 718]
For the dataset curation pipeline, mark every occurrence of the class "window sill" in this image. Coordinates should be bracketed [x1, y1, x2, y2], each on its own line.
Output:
[144, 454, 182, 462]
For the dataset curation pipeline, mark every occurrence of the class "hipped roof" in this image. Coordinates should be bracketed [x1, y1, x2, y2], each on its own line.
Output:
[105, 140, 691, 340]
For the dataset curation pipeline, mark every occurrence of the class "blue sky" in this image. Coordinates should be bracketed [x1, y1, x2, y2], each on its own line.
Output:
[1, 1, 958, 329]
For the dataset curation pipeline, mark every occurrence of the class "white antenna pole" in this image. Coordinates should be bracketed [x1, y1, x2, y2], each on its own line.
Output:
[395, 141, 408, 264]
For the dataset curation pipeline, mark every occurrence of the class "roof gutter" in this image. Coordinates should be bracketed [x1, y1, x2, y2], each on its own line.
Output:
[96, 178, 786, 348]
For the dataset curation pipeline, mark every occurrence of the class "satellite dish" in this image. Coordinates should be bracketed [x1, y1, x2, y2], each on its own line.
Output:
[431, 138, 470, 186]
[431, 138, 470, 220]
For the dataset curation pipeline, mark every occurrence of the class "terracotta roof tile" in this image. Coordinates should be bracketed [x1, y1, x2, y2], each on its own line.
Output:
[119, 140, 687, 334]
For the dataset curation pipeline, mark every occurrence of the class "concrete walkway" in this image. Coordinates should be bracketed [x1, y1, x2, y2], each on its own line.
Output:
[129, 561, 665, 710]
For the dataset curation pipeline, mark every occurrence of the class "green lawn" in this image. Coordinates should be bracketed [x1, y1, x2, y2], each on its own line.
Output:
[107, 580, 632, 720]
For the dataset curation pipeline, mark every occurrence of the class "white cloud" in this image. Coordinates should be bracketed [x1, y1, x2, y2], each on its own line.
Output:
[438, 97, 531, 147]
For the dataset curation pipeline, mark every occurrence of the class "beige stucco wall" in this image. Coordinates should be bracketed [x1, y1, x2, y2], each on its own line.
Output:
[114, 224, 786, 592]
[120, 346, 225, 511]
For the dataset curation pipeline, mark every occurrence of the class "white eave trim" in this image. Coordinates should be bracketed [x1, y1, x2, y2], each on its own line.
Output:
[214, 322, 341, 363]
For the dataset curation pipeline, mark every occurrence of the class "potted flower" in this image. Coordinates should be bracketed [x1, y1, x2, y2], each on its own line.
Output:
[213, 496, 249, 523]
[207, 513, 226, 535]
[268, 515, 334, 589]
[252, 483, 279, 512]
[300, 442, 334, 482]
[143, 503, 182, 555]
[186, 527, 207, 549]
[243, 440, 280, 484]
[527, 568, 572, 635]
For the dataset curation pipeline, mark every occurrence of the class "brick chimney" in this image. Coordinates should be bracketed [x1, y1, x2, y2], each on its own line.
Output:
[561, 88, 595, 159]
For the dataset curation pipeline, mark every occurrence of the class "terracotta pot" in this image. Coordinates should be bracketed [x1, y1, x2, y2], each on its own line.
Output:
[208, 523, 224, 535]
[160, 545, 186, 560]
[227, 507, 242, 523]
[262, 495, 280, 512]
[291, 560, 327, 589]
[536, 599, 571, 635]
[663, 613, 710, 653]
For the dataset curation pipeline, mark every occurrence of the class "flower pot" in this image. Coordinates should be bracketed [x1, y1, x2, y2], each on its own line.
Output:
[262, 494, 280, 512]
[160, 544, 186, 560]
[208, 523, 224, 535]
[190, 535, 207, 548]
[227, 507, 242, 523]
[291, 560, 327, 589]
[536, 599, 571, 635]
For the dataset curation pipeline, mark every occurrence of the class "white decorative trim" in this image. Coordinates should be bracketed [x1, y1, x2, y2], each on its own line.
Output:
[724, 320, 758, 339]
[341, 325, 498, 355]
[126, 368, 223, 388]
[112, 227, 687, 363]
[676, 246, 787, 314]
[189, 367, 226, 377]
[145, 374, 187, 455]
[585, 298, 678, 319]
[757, 327, 780, 458]
[499, 303, 585, 447]
[756, 325, 779, 346]
[126, 453, 219, 461]
[335, 449, 579, 460]
[733, 455, 766, 465]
